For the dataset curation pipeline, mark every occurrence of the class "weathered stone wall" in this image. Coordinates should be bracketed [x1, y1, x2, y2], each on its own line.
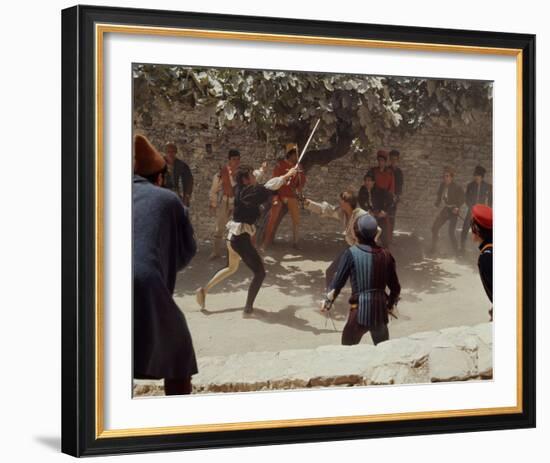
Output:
[381, 120, 493, 238]
[134, 101, 492, 244]
[134, 322, 493, 396]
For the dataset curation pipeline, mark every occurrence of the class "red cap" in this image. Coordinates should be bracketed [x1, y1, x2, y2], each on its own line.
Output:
[472, 204, 493, 229]
[376, 150, 388, 160]
[134, 134, 166, 176]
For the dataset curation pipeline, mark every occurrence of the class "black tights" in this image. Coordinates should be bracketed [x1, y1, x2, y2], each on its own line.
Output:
[341, 309, 389, 346]
[230, 233, 266, 309]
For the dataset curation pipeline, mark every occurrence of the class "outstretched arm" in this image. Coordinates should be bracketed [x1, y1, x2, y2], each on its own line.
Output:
[263, 166, 298, 190]
[305, 199, 342, 221]
[241, 167, 299, 206]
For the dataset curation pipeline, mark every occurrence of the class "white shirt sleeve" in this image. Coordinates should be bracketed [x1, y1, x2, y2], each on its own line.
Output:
[263, 174, 288, 191]
[253, 166, 268, 184]
[305, 199, 342, 220]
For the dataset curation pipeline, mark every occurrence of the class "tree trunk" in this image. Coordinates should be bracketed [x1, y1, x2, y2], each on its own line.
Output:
[295, 120, 354, 172]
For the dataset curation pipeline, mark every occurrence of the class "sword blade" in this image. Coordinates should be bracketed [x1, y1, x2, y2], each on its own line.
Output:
[297, 118, 321, 165]
[328, 311, 338, 332]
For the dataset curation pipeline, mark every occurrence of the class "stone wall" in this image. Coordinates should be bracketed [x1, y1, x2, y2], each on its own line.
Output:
[133, 322, 493, 396]
[134, 101, 492, 244]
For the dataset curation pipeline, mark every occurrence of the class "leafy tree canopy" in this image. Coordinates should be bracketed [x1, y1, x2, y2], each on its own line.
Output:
[133, 64, 491, 169]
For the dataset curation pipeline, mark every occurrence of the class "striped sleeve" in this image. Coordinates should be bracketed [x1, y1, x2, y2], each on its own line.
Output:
[327, 249, 353, 300]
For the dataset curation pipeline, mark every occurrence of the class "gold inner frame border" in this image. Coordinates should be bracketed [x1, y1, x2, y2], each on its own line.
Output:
[94, 23, 524, 439]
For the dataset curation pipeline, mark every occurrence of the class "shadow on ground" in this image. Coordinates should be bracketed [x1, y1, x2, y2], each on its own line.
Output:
[175, 232, 479, 331]
[33, 436, 60, 452]
[201, 305, 337, 335]
[174, 233, 341, 299]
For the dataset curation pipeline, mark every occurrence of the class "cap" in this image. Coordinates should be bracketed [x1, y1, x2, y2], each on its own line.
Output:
[472, 204, 493, 229]
[134, 135, 166, 176]
[356, 214, 379, 240]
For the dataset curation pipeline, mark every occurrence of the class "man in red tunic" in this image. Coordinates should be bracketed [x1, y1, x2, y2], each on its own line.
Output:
[262, 143, 306, 249]
[368, 150, 395, 194]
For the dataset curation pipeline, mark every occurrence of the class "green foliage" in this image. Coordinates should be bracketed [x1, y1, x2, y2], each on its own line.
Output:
[133, 64, 492, 163]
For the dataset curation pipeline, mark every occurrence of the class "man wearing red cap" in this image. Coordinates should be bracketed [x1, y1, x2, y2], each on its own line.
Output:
[470, 204, 493, 320]
[262, 142, 306, 249]
[133, 134, 198, 395]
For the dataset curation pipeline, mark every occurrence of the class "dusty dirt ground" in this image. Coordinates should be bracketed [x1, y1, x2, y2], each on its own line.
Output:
[174, 231, 491, 359]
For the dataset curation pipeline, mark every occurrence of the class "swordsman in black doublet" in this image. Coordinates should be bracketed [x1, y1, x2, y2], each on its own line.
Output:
[196, 165, 298, 314]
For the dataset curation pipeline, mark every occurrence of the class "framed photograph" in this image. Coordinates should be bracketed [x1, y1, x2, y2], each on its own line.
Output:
[61, 4, 535, 457]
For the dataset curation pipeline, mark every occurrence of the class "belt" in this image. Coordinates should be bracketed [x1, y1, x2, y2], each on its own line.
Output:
[350, 290, 386, 310]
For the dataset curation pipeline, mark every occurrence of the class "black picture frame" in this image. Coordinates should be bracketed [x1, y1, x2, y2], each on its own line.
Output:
[61, 4, 536, 457]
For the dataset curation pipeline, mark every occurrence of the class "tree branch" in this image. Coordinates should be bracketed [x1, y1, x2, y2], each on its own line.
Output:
[299, 120, 353, 171]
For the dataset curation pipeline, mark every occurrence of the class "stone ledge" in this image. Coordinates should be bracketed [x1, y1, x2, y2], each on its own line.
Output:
[134, 323, 493, 397]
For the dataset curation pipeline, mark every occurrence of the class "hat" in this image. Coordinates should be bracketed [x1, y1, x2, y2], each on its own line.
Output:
[134, 135, 166, 176]
[285, 142, 298, 154]
[473, 165, 486, 177]
[472, 204, 493, 229]
[376, 150, 389, 160]
[356, 214, 379, 240]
